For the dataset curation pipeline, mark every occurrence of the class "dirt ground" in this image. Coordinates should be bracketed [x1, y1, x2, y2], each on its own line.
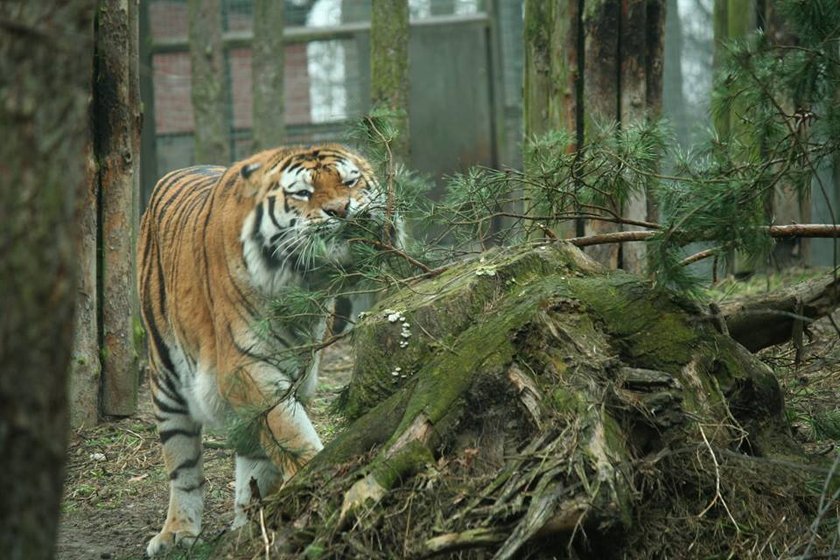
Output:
[55, 276, 840, 560]
[55, 342, 354, 560]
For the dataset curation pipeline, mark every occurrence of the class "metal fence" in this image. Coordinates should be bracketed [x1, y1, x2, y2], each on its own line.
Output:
[140, 0, 525, 205]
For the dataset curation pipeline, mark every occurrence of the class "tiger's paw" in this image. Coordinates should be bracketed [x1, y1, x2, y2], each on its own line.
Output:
[146, 530, 200, 557]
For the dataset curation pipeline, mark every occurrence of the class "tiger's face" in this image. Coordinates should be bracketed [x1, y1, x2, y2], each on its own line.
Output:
[239, 145, 388, 282]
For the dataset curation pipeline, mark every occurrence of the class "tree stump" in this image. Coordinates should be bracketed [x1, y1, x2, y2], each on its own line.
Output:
[228, 243, 829, 559]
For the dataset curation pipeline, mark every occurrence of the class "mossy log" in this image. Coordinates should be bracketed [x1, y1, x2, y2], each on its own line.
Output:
[226, 244, 830, 559]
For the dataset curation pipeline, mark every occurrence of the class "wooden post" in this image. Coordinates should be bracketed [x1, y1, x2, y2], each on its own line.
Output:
[252, 0, 285, 151]
[95, 0, 141, 416]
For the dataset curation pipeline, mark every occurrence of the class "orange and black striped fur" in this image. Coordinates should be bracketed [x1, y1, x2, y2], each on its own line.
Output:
[138, 145, 385, 556]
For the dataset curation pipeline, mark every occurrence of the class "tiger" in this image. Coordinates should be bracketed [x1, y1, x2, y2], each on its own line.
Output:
[138, 144, 393, 556]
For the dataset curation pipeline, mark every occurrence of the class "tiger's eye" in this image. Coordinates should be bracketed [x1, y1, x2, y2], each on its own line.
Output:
[290, 190, 312, 200]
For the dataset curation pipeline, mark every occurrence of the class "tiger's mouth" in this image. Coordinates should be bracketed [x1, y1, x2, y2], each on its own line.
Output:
[262, 227, 353, 273]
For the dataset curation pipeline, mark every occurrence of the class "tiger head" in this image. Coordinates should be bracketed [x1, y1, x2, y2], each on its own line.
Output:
[236, 144, 396, 287]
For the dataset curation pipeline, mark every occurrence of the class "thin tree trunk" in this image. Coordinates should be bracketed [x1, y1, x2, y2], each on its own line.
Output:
[644, 0, 665, 228]
[582, 0, 621, 268]
[663, 0, 687, 143]
[522, 0, 580, 238]
[95, 0, 140, 416]
[619, 0, 649, 274]
[252, 0, 285, 151]
[0, 2, 95, 558]
[370, 0, 410, 162]
[712, 0, 730, 138]
[620, 0, 665, 274]
[189, 0, 230, 164]
[69, 142, 101, 428]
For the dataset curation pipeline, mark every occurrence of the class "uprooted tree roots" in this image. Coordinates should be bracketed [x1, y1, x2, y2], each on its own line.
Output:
[222, 244, 838, 559]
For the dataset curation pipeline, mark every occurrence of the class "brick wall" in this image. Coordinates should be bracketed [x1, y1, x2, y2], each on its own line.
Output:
[150, 1, 313, 136]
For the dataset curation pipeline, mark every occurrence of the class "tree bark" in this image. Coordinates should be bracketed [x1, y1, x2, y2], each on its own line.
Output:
[252, 0, 285, 151]
[95, 0, 141, 416]
[620, 0, 665, 274]
[69, 142, 101, 428]
[0, 2, 95, 558]
[582, 0, 621, 268]
[577, 0, 665, 272]
[222, 244, 825, 559]
[188, 0, 230, 164]
[522, 0, 580, 238]
[370, 0, 410, 162]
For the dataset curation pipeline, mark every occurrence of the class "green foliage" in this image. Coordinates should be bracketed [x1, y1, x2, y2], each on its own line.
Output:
[428, 1, 840, 293]
[269, 2, 840, 363]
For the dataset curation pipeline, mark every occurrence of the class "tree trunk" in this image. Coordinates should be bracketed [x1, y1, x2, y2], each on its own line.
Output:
[663, 0, 687, 143]
[0, 2, 95, 558]
[189, 0, 230, 164]
[582, 0, 621, 268]
[69, 142, 101, 428]
[95, 0, 141, 416]
[252, 0, 285, 151]
[522, 0, 580, 238]
[223, 244, 827, 559]
[370, 0, 410, 162]
[620, 0, 665, 275]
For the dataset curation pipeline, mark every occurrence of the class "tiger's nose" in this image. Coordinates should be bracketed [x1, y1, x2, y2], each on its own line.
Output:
[323, 200, 350, 218]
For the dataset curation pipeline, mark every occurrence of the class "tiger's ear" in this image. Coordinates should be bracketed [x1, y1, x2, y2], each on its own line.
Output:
[241, 162, 262, 179]
[238, 163, 263, 200]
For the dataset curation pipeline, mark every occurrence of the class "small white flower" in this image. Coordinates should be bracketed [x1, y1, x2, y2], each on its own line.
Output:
[90, 452, 106, 461]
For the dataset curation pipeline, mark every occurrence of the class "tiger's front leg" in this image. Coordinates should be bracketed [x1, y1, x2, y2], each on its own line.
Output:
[146, 380, 205, 557]
[231, 395, 323, 527]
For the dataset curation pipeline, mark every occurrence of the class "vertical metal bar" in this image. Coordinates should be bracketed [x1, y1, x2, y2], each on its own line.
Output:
[485, 0, 505, 170]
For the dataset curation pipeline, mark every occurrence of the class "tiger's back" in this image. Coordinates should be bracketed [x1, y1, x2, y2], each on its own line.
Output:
[138, 165, 225, 413]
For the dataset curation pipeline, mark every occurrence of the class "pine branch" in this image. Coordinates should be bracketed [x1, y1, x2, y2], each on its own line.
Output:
[349, 237, 442, 276]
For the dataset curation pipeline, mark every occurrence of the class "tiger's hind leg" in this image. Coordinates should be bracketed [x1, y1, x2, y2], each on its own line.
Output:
[147, 372, 205, 557]
[231, 397, 323, 527]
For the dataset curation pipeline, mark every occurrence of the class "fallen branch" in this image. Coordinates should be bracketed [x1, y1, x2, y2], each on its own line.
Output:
[566, 224, 840, 248]
[721, 273, 840, 352]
